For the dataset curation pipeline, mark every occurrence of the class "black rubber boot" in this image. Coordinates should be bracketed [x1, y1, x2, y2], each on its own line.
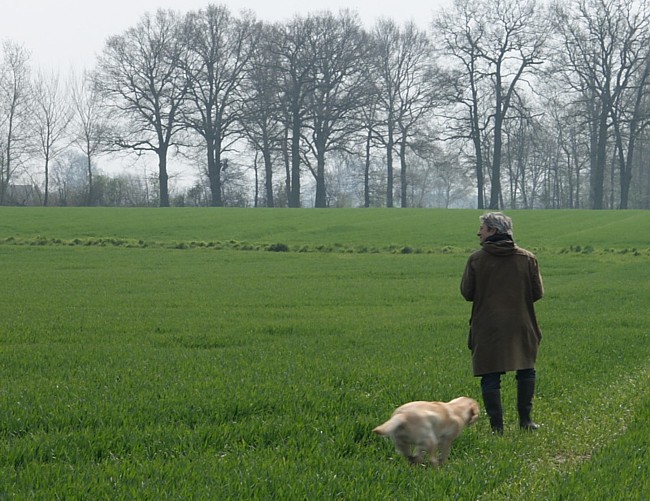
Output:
[517, 378, 540, 431]
[481, 389, 504, 434]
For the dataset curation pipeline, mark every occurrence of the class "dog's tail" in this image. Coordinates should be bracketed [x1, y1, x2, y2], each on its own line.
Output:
[373, 414, 407, 436]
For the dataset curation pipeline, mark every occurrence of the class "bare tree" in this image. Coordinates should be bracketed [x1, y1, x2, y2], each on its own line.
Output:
[70, 70, 109, 205]
[32, 71, 72, 206]
[272, 16, 318, 208]
[611, 41, 650, 208]
[435, 2, 490, 209]
[302, 10, 371, 208]
[435, 0, 549, 209]
[482, 0, 548, 209]
[392, 29, 438, 209]
[0, 41, 32, 204]
[240, 22, 285, 207]
[552, 0, 650, 209]
[369, 20, 403, 208]
[371, 20, 439, 207]
[94, 9, 188, 207]
[181, 5, 259, 207]
[541, 89, 592, 209]
[402, 146, 458, 208]
[356, 90, 385, 208]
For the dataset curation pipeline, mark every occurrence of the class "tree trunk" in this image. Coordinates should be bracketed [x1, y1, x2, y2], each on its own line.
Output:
[263, 147, 274, 208]
[399, 139, 408, 208]
[591, 106, 609, 210]
[489, 85, 504, 210]
[158, 149, 170, 207]
[489, 118, 503, 210]
[209, 145, 224, 207]
[282, 126, 291, 207]
[289, 109, 301, 208]
[364, 128, 371, 208]
[470, 104, 485, 210]
[314, 149, 327, 208]
[43, 155, 50, 207]
[386, 123, 394, 208]
[1, 113, 15, 205]
[86, 147, 93, 206]
[312, 127, 328, 208]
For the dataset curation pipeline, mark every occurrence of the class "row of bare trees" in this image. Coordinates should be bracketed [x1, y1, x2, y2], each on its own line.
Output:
[0, 40, 110, 206]
[2, 0, 650, 208]
[89, 6, 444, 208]
[436, 0, 650, 210]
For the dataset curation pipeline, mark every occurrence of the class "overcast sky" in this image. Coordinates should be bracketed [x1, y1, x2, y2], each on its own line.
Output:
[3, 0, 451, 73]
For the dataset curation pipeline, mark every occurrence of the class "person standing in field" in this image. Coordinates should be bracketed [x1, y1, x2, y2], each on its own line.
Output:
[460, 212, 544, 434]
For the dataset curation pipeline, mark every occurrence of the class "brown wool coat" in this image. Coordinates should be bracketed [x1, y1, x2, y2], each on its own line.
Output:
[461, 239, 544, 376]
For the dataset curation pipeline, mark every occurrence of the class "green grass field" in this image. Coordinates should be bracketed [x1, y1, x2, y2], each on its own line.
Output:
[1, 208, 649, 499]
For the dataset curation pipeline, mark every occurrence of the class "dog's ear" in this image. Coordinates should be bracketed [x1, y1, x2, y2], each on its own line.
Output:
[468, 403, 480, 425]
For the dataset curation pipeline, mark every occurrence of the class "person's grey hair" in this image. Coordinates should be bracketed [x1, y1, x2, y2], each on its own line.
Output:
[480, 212, 513, 237]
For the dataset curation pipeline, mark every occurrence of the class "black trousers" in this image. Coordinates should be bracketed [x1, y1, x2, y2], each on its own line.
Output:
[480, 368, 536, 391]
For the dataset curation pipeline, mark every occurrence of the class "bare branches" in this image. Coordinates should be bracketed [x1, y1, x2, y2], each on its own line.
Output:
[32, 70, 73, 206]
[95, 9, 188, 206]
[434, 0, 549, 209]
[370, 19, 437, 207]
[551, 0, 650, 208]
[180, 5, 260, 206]
[0, 40, 32, 204]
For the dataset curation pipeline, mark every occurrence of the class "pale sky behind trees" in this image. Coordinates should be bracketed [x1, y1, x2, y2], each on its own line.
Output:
[2, 0, 451, 72]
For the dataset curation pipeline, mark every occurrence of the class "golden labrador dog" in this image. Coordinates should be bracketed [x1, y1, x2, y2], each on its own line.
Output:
[373, 397, 479, 466]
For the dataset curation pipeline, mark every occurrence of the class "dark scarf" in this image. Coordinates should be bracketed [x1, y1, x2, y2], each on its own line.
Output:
[485, 233, 513, 243]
